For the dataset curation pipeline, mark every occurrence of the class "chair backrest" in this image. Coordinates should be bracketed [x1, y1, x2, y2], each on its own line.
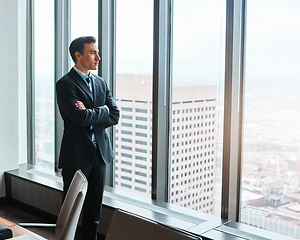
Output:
[55, 170, 88, 240]
[105, 209, 157, 240]
[105, 209, 201, 240]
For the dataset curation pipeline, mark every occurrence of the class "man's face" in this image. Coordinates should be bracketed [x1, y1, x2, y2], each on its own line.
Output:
[76, 42, 100, 72]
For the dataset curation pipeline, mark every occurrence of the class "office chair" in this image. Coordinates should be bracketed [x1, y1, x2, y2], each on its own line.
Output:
[19, 170, 88, 240]
[105, 209, 201, 240]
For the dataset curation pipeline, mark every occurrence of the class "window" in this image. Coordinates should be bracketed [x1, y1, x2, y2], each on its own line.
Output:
[26, 2, 300, 237]
[135, 187, 147, 193]
[135, 140, 147, 146]
[32, 0, 99, 171]
[114, 0, 153, 197]
[121, 153, 132, 159]
[121, 183, 132, 189]
[136, 132, 147, 137]
[121, 138, 132, 143]
[136, 116, 147, 121]
[121, 145, 132, 151]
[135, 164, 147, 169]
[121, 130, 132, 135]
[241, 1, 300, 238]
[121, 160, 132, 166]
[70, 0, 98, 73]
[136, 180, 147, 186]
[170, 0, 225, 216]
[33, 0, 55, 169]
[71, 0, 98, 40]
[135, 148, 147, 154]
[136, 108, 147, 113]
[136, 171, 147, 177]
[121, 176, 132, 181]
[122, 115, 133, 120]
[136, 124, 147, 129]
[121, 107, 133, 112]
[135, 156, 147, 161]
[121, 168, 132, 174]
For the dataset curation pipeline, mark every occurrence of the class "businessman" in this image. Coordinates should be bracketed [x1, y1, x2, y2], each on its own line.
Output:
[56, 36, 119, 240]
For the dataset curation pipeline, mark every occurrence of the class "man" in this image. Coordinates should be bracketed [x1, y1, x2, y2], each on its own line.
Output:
[56, 36, 119, 240]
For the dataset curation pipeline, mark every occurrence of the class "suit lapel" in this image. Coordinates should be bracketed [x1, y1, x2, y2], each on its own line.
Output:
[69, 68, 93, 101]
[91, 75, 97, 105]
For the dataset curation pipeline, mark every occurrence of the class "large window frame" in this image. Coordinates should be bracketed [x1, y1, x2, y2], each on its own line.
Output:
[27, 0, 247, 222]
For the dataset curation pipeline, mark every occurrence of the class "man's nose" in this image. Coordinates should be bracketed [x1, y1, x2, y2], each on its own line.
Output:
[96, 53, 101, 61]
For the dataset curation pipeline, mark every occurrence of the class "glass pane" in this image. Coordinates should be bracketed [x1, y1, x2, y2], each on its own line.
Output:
[71, 0, 98, 74]
[34, 0, 55, 169]
[170, 0, 226, 216]
[241, 1, 300, 238]
[71, 0, 98, 40]
[114, 0, 153, 197]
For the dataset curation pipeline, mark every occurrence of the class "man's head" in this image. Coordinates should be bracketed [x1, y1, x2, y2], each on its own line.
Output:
[69, 36, 100, 74]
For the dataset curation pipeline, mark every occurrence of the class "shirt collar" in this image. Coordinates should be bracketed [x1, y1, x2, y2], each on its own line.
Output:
[73, 66, 91, 81]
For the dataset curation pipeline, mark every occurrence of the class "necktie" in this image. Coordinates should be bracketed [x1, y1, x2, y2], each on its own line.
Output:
[85, 76, 95, 141]
[85, 77, 92, 92]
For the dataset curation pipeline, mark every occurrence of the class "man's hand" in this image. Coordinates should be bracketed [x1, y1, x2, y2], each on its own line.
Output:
[75, 101, 86, 110]
[75, 101, 109, 112]
[104, 105, 110, 113]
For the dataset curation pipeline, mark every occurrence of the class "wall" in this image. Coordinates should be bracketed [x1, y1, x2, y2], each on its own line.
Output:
[0, 0, 27, 197]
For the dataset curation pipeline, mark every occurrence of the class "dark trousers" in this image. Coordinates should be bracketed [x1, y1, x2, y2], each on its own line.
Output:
[62, 144, 106, 240]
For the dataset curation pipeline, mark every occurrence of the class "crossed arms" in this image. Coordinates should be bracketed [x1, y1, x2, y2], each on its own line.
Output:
[74, 101, 115, 129]
[75, 101, 108, 111]
[56, 78, 119, 129]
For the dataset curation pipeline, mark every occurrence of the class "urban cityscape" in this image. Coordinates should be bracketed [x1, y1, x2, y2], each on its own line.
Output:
[113, 74, 300, 239]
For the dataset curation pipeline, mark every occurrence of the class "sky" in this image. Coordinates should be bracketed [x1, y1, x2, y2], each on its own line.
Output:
[34, 0, 300, 85]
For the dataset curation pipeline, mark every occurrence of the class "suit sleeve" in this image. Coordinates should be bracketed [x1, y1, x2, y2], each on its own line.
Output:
[95, 81, 120, 129]
[56, 78, 110, 127]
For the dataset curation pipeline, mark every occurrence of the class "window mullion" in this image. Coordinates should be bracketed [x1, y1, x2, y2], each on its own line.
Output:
[27, 0, 34, 165]
[54, 0, 70, 171]
[99, 0, 116, 187]
[152, 0, 172, 201]
[222, 0, 246, 221]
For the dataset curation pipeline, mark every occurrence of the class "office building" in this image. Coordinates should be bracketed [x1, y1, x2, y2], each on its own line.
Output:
[114, 75, 217, 214]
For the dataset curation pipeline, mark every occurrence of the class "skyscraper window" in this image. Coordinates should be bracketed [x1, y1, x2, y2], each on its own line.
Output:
[33, 0, 55, 169]
[170, 0, 225, 216]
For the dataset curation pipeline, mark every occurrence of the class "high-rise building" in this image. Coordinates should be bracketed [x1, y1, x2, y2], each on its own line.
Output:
[114, 75, 217, 213]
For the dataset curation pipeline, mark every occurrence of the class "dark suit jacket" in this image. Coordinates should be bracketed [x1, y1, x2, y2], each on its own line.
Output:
[56, 68, 119, 169]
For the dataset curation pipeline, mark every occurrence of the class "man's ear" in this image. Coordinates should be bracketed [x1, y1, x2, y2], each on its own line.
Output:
[75, 51, 81, 61]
